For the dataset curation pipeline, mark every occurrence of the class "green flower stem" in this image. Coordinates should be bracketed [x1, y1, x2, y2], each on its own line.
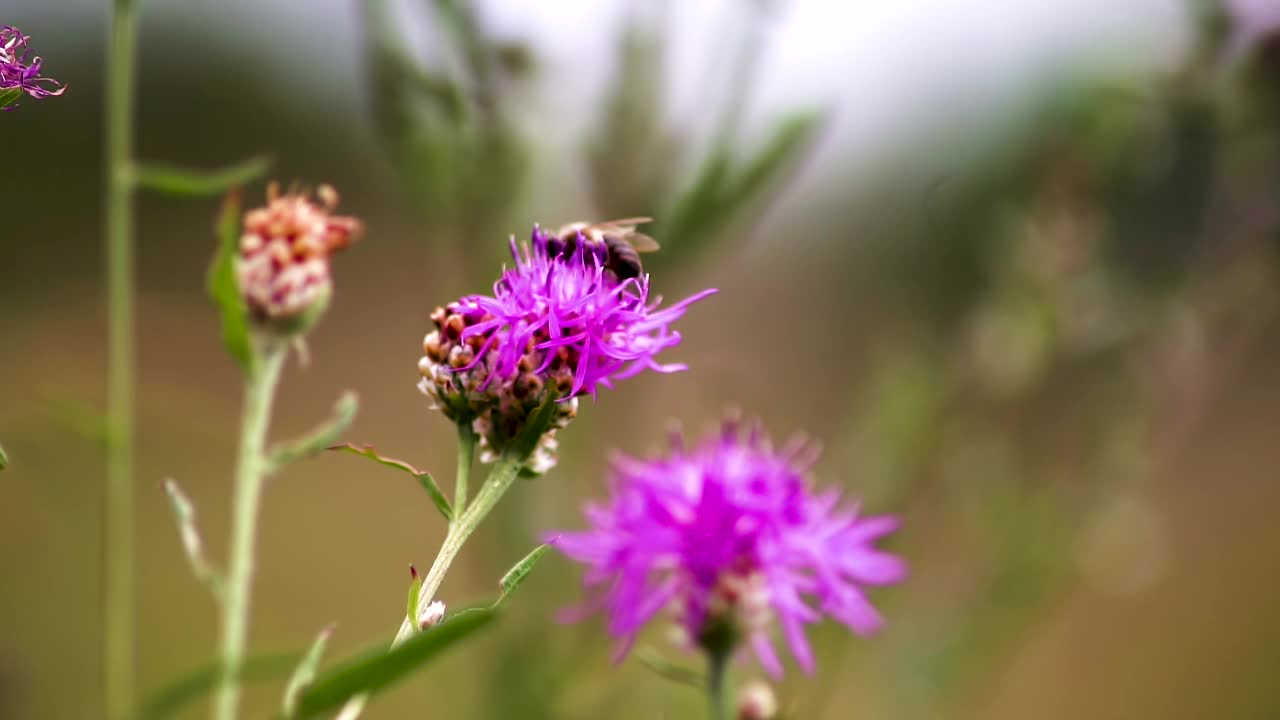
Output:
[337, 443, 522, 720]
[104, 0, 140, 717]
[453, 420, 476, 514]
[214, 341, 289, 720]
[707, 649, 732, 720]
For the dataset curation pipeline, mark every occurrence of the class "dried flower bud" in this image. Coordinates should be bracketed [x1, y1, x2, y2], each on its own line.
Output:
[737, 680, 778, 720]
[236, 183, 363, 335]
[417, 600, 446, 630]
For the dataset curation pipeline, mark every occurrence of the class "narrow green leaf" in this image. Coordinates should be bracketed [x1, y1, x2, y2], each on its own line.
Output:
[269, 392, 359, 472]
[406, 568, 424, 621]
[41, 394, 109, 447]
[135, 652, 300, 720]
[293, 606, 498, 718]
[498, 544, 550, 601]
[636, 647, 704, 690]
[0, 442, 8, 470]
[207, 191, 257, 376]
[135, 155, 272, 197]
[719, 110, 824, 216]
[283, 625, 335, 718]
[328, 443, 452, 520]
[0, 87, 22, 111]
[162, 479, 223, 598]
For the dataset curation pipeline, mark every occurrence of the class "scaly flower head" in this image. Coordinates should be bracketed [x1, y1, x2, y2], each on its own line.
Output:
[236, 183, 363, 333]
[418, 223, 715, 471]
[1, 26, 65, 110]
[549, 416, 906, 677]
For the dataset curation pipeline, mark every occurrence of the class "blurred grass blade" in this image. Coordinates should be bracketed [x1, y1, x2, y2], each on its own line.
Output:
[283, 625, 335, 718]
[136, 652, 300, 720]
[328, 443, 452, 520]
[0, 442, 7, 470]
[636, 647, 703, 690]
[498, 544, 550, 601]
[42, 394, 109, 448]
[135, 155, 271, 197]
[293, 606, 498, 718]
[719, 110, 824, 218]
[269, 392, 359, 472]
[162, 479, 223, 598]
[207, 191, 257, 376]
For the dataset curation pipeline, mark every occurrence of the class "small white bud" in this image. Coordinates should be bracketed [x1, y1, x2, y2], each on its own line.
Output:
[417, 600, 446, 630]
[738, 680, 778, 720]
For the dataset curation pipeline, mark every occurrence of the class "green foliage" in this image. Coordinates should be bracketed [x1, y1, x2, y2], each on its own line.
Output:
[0, 87, 21, 110]
[328, 443, 452, 521]
[207, 191, 256, 376]
[290, 606, 498, 718]
[135, 653, 301, 720]
[282, 625, 335, 718]
[636, 647, 704, 690]
[498, 543, 550, 600]
[660, 111, 824, 262]
[134, 155, 271, 197]
[406, 569, 425, 621]
[162, 479, 223, 598]
[0, 441, 7, 470]
[268, 392, 359, 472]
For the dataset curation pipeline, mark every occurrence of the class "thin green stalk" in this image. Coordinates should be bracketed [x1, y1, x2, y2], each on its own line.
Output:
[214, 342, 289, 720]
[706, 650, 731, 720]
[453, 420, 476, 514]
[337, 448, 523, 720]
[104, 0, 139, 718]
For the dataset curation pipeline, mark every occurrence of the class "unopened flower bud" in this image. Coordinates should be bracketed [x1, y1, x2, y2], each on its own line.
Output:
[737, 680, 778, 720]
[417, 600, 446, 630]
[236, 183, 363, 336]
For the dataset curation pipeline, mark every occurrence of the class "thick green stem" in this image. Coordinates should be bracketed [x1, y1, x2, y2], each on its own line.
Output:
[453, 421, 476, 514]
[706, 649, 732, 720]
[104, 1, 139, 718]
[214, 342, 288, 720]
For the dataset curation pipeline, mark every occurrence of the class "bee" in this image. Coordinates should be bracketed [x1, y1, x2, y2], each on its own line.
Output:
[552, 217, 661, 282]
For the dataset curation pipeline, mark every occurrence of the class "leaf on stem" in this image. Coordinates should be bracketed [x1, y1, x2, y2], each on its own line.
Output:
[506, 388, 563, 463]
[207, 190, 257, 376]
[268, 392, 359, 472]
[636, 646, 704, 690]
[162, 479, 223, 599]
[328, 443, 452, 521]
[135, 155, 272, 197]
[292, 606, 498, 718]
[498, 543, 550, 602]
[283, 624, 336, 718]
[405, 566, 424, 624]
[0, 87, 22, 110]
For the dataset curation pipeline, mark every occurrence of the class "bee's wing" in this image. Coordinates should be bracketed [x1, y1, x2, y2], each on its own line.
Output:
[627, 233, 661, 253]
[594, 216, 654, 229]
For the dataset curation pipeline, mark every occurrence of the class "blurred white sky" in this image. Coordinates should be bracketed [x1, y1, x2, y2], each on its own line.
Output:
[19, 0, 1194, 204]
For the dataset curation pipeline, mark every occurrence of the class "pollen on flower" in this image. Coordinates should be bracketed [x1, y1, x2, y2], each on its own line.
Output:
[236, 183, 363, 331]
[0, 26, 66, 110]
[548, 415, 906, 677]
[417, 223, 714, 472]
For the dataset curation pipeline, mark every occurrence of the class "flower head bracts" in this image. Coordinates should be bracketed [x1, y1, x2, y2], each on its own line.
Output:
[1, 26, 66, 110]
[548, 416, 906, 677]
[236, 183, 362, 332]
[418, 224, 715, 471]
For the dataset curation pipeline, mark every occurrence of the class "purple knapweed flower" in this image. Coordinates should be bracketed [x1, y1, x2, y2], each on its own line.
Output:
[1, 26, 66, 110]
[418, 222, 715, 471]
[548, 416, 906, 677]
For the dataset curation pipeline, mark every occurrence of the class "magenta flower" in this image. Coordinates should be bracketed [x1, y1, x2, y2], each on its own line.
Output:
[1, 26, 66, 110]
[549, 417, 906, 677]
[464, 225, 715, 398]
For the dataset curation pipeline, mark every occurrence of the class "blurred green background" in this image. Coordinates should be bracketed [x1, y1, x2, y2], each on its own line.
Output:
[4, 0, 1280, 718]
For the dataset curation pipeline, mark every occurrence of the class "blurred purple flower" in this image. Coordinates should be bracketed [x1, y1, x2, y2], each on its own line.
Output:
[548, 416, 906, 677]
[1, 26, 66, 110]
